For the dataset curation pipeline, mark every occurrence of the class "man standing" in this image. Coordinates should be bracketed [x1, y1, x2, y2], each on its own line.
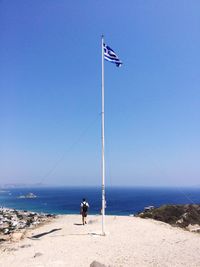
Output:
[80, 198, 89, 225]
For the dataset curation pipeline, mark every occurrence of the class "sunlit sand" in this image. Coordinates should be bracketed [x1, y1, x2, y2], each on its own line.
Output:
[1, 215, 200, 267]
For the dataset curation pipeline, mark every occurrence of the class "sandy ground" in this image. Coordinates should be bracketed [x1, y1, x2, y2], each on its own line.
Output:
[0, 215, 200, 267]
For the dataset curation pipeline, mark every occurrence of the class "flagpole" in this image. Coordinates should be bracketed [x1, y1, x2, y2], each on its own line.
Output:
[101, 35, 106, 236]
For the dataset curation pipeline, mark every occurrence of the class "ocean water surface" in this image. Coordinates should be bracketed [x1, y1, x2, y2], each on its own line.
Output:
[0, 187, 200, 215]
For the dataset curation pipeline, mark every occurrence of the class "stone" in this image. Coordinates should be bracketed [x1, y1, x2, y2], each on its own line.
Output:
[20, 244, 31, 248]
[3, 228, 10, 234]
[90, 261, 107, 267]
[187, 224, 200, 233]
[176, 218, 183, 224]
[34, 252, 43, 258]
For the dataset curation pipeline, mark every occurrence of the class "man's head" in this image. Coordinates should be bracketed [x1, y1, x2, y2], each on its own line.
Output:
[83, 198, 86, 202]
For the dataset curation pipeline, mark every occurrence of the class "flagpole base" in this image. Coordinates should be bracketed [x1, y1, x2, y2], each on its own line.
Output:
[101, 231, 109, 236]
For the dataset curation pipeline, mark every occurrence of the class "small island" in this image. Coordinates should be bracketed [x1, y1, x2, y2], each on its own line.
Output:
[17, 193, 37, 199]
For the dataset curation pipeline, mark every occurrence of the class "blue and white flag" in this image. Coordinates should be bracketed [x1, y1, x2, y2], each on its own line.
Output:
[104, 43, 122, 67]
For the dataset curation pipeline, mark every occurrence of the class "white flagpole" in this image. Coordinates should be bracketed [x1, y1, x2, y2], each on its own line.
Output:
[101, 35, 106, 236]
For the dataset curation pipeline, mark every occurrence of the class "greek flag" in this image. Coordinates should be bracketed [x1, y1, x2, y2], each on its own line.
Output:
[104, 43, 122, 67]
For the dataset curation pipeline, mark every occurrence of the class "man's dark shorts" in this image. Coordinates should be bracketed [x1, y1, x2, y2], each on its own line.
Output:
[82, 211, 87, 217]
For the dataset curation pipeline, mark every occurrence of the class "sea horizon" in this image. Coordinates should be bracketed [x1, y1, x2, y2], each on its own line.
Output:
[1, 185, 200, 190]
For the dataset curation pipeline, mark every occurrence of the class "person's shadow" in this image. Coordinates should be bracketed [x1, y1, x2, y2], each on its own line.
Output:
[30, 228, 62, 239]
[73, 223, 83, 226]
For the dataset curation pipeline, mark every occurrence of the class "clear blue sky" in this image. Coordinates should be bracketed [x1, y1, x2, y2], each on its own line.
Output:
[1, 1, 200, 187]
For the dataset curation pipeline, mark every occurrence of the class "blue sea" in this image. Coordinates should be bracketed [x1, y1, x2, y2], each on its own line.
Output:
[0, 187, 200, 215]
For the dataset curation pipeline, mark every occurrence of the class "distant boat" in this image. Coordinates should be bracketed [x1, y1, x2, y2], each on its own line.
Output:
[17, 193, 37, 199]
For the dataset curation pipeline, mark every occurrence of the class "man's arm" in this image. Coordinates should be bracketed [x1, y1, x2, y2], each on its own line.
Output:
[80, 203, 83, 214]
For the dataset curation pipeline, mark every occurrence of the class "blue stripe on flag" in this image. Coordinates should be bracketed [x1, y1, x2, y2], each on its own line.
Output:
[104, 44, 122, 67]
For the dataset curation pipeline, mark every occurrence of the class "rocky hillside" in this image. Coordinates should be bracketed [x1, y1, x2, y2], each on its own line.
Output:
[0, 208, 56, 242]
[137, 204, 200, 232]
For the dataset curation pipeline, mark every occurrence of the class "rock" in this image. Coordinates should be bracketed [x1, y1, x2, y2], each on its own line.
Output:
[90, 261, 107, 267]
[186, 224, 200, 233]
[182, 212, 188, 219]
[176, 218, 184, 224]
[3, 228, 10, 234]
[20, 244, 31, 248]
[34, 252, 43, 258]
[11, 221, 18, 227]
